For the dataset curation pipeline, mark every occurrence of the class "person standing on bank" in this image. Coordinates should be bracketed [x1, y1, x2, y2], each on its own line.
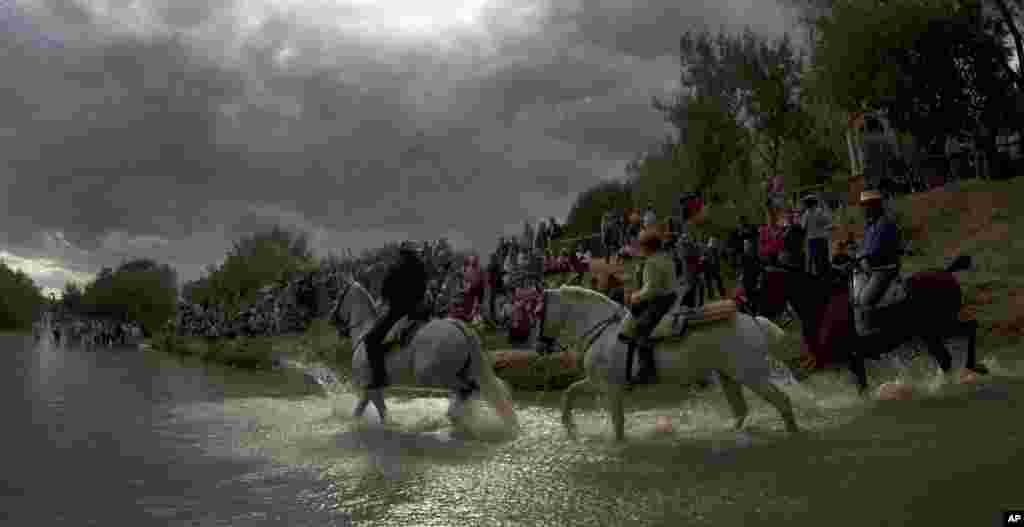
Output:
[361, 243, 429, 389]
[704, 235, 727, 300]
[800, 193, 834, 277]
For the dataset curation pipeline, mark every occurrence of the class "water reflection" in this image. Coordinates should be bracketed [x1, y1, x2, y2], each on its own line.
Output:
[5, 332, 1023, 526]
[1, 335, 350, 526]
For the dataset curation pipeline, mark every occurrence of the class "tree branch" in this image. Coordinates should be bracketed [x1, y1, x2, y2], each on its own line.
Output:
[994, 0, 1024, 90]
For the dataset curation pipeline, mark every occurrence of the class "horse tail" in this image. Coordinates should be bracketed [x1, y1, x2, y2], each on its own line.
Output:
[455, 321, 518, 433]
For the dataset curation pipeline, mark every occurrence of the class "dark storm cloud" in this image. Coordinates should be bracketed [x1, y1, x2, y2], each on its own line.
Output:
[1, 0, 795, 288]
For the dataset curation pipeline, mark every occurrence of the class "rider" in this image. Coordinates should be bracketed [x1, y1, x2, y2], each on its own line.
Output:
[620, 226, 678, 386]
[857, 189, 902, 325]
[362, 242, 429, 389]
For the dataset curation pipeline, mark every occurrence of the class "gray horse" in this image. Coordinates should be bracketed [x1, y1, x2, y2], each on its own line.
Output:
[538, 286, 800, 441]
[330, 275, 519, 438]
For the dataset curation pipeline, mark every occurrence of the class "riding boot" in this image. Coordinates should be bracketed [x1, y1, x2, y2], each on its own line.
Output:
[366, 344, 389, 389]
[630, 336, 658, 386]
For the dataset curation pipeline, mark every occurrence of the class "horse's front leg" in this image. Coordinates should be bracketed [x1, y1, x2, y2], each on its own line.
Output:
[848, 351, 870, 396]
[606, 384, 626, 442]
[561, 378, 594, 440]
[367, 388, 388, 424]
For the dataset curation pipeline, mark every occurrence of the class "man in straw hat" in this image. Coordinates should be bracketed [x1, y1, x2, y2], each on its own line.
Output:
[856, 188, 902, 330]
[618, 224, 677, 387]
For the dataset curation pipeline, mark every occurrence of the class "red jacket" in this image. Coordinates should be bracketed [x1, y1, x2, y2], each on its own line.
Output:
[759, 224, 784, 260]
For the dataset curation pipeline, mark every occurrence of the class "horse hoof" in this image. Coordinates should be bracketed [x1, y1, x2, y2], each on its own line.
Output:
[969, 364, 990, 375]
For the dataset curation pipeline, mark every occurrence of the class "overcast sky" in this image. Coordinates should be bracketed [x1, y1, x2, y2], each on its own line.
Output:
[2, 0, 796, 296]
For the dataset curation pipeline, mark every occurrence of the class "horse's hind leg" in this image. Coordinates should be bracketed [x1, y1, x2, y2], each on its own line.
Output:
[717, 371, 749, 430]
[922, 334, 954, 382]
[960, 319, 988, 374]
[561, 378, 595, 439]
[747, 381, 799, 435]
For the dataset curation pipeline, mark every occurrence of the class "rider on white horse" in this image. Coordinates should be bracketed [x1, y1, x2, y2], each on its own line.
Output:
[619, 227, 677, 387]
[857, 189, 902, 329]
[362, 242, 430, 389]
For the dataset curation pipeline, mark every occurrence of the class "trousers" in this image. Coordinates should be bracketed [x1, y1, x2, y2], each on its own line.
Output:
[808, 238, 829, 277]
[622, 293, 679, 339]
[860, 268, 898, 307]
[363, 300, 420, 387]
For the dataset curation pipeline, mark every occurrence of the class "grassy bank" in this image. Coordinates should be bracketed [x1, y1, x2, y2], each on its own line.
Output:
[147, 177, 1024, 390]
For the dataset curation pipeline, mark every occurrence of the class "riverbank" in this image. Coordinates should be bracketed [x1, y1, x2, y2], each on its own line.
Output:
[146, 177, 1024, 390]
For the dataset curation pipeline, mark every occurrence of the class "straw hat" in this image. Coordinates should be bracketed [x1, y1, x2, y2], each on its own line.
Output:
[859, 189, 883, 205]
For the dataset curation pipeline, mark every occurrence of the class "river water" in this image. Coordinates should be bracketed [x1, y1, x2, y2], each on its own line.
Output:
[4, 333, 1023, 526]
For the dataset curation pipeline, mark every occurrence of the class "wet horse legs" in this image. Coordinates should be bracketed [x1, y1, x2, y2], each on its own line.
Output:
[717, 372, 748, 430]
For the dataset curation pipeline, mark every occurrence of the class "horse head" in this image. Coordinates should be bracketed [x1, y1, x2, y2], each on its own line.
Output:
[769, 262, 837, 340]
[537, 286, 624, 346]
[331, 276, 378, 339]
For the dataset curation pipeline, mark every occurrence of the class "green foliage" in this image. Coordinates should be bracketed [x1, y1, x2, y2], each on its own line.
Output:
[182, 225, 317, 314]
[627, 141, 688, 215]
[739, 32, 808, 183]
[677, 95, 751, 196]
[0, 260, 45, 330]
[563, 179, 634, 239]
[812, 0, 1018, 152]
[77, 258, 178, 335]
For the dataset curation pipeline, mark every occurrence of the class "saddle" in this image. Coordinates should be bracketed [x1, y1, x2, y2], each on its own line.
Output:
[648, 299, 738, 343]
[851, 269, 909, 336]
[381, 316, 429, 351]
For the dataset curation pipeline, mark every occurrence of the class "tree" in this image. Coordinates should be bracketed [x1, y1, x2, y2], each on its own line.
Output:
[61, 282, 84, 314]
[738, 33, 810, 191]
[990, 0, 1024, 92]
[78, 257, 179, 334]
[563, 180, 634, 239]
[180, 225, 317, 314]
[811, 0, 1017, 154]
[676, 96, 750, 196]
[0, 261, 44, 330]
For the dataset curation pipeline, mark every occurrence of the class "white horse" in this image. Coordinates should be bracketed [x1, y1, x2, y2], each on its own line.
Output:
[538, 286, 800, 441]
[330, 275, 519, 439]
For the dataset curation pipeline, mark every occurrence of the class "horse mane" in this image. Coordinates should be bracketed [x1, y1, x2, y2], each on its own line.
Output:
[556, 285, 626, 317]
[344, 277, 379, 317]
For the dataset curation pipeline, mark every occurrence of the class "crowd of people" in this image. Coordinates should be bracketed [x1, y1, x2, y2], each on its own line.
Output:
[34, 313, 143, 349]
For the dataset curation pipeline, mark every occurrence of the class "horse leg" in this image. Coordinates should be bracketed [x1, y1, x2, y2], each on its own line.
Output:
[353, 393, 371, 419]
[367, 388, 388, 424]
[961, 319, 988, 375]
[717, 371, 749, 430]
[922, 334, 955, 383]
[746, 380, 800, 435]
[561, 378, 595, 439]
[848, 350, 870, 396]
[607, 384, 627, 442]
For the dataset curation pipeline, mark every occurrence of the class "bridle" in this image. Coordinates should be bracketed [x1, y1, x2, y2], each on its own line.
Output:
[535, 288, 624, 357]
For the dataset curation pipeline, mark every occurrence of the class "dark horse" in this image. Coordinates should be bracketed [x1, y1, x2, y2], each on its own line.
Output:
[768, 254, 989, 393]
